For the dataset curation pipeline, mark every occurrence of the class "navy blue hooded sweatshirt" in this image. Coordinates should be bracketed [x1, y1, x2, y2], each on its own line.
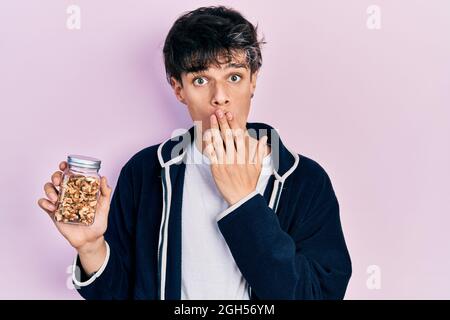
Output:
[74, 122, 352, 300]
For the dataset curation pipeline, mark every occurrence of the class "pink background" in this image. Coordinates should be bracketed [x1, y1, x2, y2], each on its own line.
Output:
[1, 0, 449, 299]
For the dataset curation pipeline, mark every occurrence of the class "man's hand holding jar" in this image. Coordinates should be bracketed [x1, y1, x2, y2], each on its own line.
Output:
[37, 157, 112, 275]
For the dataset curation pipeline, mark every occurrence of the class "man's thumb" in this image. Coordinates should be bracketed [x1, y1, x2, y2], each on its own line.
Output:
[99, 176, 112, 201]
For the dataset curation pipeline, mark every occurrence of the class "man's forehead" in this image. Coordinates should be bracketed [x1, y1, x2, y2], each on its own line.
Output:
[214, 51, 248, 68]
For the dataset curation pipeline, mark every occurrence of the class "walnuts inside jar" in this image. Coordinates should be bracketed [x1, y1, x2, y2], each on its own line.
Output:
[55, 174, 100, 225]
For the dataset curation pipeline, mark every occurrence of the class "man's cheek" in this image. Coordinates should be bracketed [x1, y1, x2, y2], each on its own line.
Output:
[233, 113, 246, 128]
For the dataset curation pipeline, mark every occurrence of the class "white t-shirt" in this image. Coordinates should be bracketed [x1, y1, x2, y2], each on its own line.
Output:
[181, 139, 273, 300]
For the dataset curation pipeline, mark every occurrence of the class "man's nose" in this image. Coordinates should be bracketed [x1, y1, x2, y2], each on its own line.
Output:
[211, 83, 230, 107]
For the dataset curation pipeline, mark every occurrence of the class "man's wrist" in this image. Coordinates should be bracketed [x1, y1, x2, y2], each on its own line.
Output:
[77, 236, 105, 255]
[77, 237, 107, 276]
[227, 189, 257, 206]
[73, 240, 110, 285]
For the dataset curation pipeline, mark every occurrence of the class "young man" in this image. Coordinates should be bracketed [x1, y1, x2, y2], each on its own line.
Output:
[38, 6, 351, 300]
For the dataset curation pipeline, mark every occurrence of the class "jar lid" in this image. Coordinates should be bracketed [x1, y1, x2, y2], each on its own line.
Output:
[67, 154, 101, 170]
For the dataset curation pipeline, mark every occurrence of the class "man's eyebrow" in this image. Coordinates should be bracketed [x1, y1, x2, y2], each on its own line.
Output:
[225, 62, 248, 69]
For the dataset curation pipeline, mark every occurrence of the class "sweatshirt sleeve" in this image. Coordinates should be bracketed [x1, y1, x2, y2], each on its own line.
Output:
[73, 162, 136, 300]
[216, 168, 352, 300]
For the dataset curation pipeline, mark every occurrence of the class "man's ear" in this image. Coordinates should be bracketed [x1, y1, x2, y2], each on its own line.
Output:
[170, 76, 187, 105]
[250, 70, 259, 98]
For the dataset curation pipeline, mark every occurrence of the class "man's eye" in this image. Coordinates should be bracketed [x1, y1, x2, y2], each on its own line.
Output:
[193, 77, 208, 86]
[229, 74, 242, 83]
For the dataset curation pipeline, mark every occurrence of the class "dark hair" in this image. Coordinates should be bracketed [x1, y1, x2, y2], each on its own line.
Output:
[163, 6, 265, 86]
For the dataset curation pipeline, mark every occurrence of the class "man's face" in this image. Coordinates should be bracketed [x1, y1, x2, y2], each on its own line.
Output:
[170, 51, 258, 132]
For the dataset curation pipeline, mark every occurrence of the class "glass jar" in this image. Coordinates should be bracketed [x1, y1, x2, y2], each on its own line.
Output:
[55, 155, 102, 226]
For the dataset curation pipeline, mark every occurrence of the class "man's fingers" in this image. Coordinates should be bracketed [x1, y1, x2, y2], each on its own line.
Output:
[225, 111, 239, 131]
[216, 110, 234, 158]
[257, 135, 268, 165]
[37, 198, 57, 214]
[203, 129, 217, 164]
[210, 114, 224, 164]
[204, 142, 219, 165]
[98, 176, 112, 205]
[248, 135, 259, 164]
[96, 176, 112, 219]
[234, 129, 245, 164]
[225, 112, 246, 164]
[221, 112, 236, 164]
[216, 109, 231, 134]
[59, 161, 67, 171]
[51, 171, 62, 187]
[99, 176, 112, 198]
[44, 182, 59, 203]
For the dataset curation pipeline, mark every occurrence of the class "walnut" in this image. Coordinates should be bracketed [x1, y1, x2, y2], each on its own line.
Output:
[55, 174, 100, 225]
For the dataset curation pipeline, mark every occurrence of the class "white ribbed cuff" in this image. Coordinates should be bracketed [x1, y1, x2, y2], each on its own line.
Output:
[72, 240, 110, 287]
[216, 191, 259, 222]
